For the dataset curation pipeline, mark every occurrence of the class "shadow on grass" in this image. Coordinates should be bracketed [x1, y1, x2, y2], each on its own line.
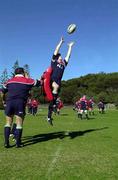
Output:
[60, 113, 69, 116]
[22, 127, 108, 147]
[78, 117, 96, 120]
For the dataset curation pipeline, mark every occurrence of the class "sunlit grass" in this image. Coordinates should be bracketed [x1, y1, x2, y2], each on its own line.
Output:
[0, 107, 118, 179]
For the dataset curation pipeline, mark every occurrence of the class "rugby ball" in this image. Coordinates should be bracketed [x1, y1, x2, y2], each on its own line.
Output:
[67, 24, 76, 34]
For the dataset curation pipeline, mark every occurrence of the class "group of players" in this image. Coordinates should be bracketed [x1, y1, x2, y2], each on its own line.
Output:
[27, 96, 63, 116]
[73, 95, 94, 120]
[27, 98, 39, 116]
[0, 37, 74, 148]
[73, 95, 105, 120]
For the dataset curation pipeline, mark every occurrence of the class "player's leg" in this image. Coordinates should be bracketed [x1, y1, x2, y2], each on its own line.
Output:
[57, 108, 60, 115]
[77, 109, 81, 118]
[47, 81, 59, 125]
[14, 99, 26, 147]
[32, 107, 34, 115]
[10, 122, 17, 142]
[102, 107, 104, 114]
[47, 101, 53, 125]
[29, 106, 31, 114]
[98, 107, 100, 113]
[52, 81, 59, 104]
[35, 107, 37, 115]
[85, 110, 89, 120]
[80, 110, 83, 120]
[4, 116, 13, 148]
[89, 108, 91, 115]
[4, 100, 14, 148]
[99, 107, 102, 113]
[15, 115, 24, 147]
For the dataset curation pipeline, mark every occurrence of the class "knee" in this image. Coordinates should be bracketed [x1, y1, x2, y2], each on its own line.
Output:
[52, 82, 59, 94]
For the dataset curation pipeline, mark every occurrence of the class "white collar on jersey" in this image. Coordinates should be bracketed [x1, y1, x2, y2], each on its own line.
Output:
[15, 74, 24, 77]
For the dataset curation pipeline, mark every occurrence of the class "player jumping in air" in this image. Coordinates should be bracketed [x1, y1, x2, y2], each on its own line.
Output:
[47, 37, 74, 125]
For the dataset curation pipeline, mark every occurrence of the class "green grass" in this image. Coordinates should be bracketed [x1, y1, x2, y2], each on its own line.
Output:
[0, 107, 118, 180]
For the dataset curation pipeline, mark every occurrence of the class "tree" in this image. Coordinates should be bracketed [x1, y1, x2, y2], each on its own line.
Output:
[0, 68, 9, 88]
[11, 60, 19, 77]
[23, 64, 30, 77]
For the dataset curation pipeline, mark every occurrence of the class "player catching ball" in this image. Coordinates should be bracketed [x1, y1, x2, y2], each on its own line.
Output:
[47, 37, 74, 125]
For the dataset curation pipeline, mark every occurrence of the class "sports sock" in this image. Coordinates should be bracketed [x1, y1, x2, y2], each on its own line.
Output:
[15, 127, 23, 147]
[48, 101, 53, 119]
[52, 93, 58, 105]
[80, 114, 82, 119]
[4, 126, 11, 146]
[86, 114, 89, 119]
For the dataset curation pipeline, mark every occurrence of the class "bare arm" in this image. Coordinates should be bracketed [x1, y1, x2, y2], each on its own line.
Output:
[24, 71, 29, 78]
[65, 42, 74, 64]
[54, 37, 64, 55]
[1, 92, 6, 106]
[0, 92, 4, 100]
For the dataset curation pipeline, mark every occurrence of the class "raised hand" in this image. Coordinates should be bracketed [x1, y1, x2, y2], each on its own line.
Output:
[68, 41, 75, 47]
[60, 37, 64, 43]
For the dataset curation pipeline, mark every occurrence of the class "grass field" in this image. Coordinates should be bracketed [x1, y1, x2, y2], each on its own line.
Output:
[0, 106, 118, 180]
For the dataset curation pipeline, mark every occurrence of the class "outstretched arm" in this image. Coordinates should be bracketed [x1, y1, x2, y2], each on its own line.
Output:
[54, 37, 64, 55]
[65, 42, 74, 64]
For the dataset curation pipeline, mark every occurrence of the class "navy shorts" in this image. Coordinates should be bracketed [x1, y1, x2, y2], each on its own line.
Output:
[5, 99, 26, 117]
[51, 77, 61, 86]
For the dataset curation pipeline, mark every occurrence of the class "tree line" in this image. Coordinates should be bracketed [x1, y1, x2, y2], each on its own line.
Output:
[0, 61, 118, 108]
[60, 72, 118, 105]
[30, 72, 118, 108]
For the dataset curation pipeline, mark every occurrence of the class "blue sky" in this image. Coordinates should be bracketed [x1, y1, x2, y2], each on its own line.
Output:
[0, 0, 118, 80]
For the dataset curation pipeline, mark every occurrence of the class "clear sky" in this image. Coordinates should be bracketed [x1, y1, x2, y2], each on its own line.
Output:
[0, 0, 118, 80]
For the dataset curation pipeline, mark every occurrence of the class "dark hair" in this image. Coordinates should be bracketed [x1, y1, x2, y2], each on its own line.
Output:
[15, 67, 25, 75]
[56, 53, 61, 59]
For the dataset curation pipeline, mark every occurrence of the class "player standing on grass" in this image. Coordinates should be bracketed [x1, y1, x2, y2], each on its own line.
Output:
[31, 98, 39, 116]
[47, 37, 74, 125]
[79, 95, 89, 120]
[1, 67, 41, 148]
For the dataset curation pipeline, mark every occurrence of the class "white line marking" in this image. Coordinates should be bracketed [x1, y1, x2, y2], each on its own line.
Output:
[46, 146, 61, 178]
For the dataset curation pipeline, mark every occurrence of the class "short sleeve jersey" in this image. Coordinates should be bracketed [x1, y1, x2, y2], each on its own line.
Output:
[2, 75, 40, 101]
[51, 54, 67, 84]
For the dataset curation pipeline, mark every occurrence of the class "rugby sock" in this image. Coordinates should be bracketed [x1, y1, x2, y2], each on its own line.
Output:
[80, 114, 82, 120]
[52, 93, 58, 114]
[52, 93, 58, 105]
[4, 125, 11, 146]
[48, 101, 53, 119]
[86, 114, 89, 120]
[78, 113, 81, 118]
[15, 127, 23, 147]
